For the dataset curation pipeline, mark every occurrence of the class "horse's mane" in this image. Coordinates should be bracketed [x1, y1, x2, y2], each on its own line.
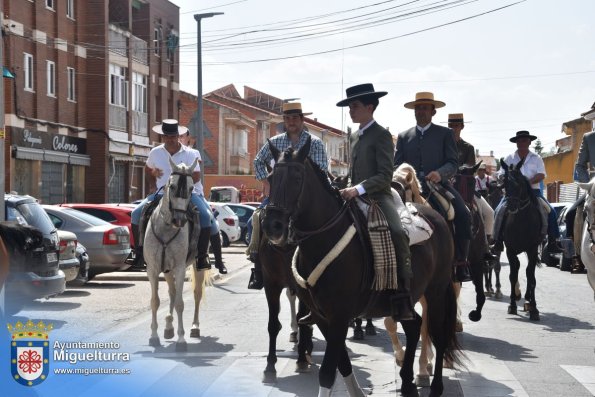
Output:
[0, 222, 44, 255]
[393, 163, 426, 205]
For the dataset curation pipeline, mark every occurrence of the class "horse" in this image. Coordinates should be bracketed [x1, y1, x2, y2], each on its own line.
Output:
[576, 178, 595, 300]
[500, 158, 542, 320]
[144, 157, 209, 350]
[258, 237, 314, 382]
[262, 137, 461, 397]
[484, 179, 504, 298]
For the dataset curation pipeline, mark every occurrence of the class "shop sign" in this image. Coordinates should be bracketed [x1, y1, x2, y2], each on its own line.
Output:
[12, 128, 86, 154]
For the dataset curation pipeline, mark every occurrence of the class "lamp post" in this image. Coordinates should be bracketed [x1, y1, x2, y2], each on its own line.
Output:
[193, 12, 223, 178]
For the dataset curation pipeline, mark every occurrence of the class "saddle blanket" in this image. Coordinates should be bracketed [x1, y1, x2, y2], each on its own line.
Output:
[355, 189, 434, 246]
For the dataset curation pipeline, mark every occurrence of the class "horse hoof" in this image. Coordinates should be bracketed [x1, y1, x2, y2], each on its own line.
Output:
[263, 369, 277, 384]
[175, 341, 187, 352]
[353, 329, 364, 340]
[415, 374, 431, 387]
[190, 328, 200, 338]
[529, 310, 540, 321]
[164, 328, 174, 339]
[523, 303, 530, 312]
[365, 326, 377, 336]
[289, 331, 298, 343]
[394, 354, 404, 367]
[495, 290, 503, 299]
[455, 320, 463, 332]
[295, 361, 311, 373]
[508, 305, 517, 315]
[149, 337, 161, 347]
[400, 381, 418, 395]
[515, 293, 522, 301]
[469, 310, 482, 322]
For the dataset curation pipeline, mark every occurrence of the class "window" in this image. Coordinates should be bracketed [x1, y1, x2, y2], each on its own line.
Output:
[46, 61, 55, 96]
[109, 64, 128, 107]
[66, 0, 74, 18]
[24, 53, 33, 91]
[154, 27, 162, 56]
[132, 72, 147, 113]
[46, 0, 54, 9]
[67, 67, 75, 101]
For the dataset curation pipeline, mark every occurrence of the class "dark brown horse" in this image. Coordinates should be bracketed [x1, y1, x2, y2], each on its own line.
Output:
[262, 137, 461, 397]
[500, 158, 542, 320]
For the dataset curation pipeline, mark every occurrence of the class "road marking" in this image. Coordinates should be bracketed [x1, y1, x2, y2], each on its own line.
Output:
[561, 365, 595, 395]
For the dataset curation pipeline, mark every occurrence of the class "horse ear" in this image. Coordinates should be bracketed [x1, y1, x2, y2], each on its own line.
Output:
[189, 157, 199, 173]
[516, 156, 526, 170]
[578, 182, 593, 192]
[268, 139, 280, 162]
[168, 155, 176, 170]
[296, 135, 311, 161]
[472, 160, 483, 173]
[500, 158, 508, 172]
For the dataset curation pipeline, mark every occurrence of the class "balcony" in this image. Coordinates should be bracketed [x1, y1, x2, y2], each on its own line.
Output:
[132, 110, 148, 136]
[109, 104, 127, 131]
[131, 35, 148, 65]
[108, 27, 128, 57]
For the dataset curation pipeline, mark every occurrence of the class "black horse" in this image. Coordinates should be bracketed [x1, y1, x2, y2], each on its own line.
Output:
[453, 162, 490, 323]
[500, 158, 542, 321]
[262, 137, 461, 397]
[484, 178, 504, 298]
[258, 237, 314, 381]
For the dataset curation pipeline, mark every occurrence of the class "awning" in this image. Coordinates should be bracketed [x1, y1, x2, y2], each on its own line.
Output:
[3, 67, 14, 78]
[12, 146, 90, 166]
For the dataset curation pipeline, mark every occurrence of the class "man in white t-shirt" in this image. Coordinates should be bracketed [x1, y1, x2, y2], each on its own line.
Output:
[131, 120, 214, 270]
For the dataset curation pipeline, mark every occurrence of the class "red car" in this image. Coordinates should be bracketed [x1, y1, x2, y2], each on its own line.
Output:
[59, 203, 137, 247]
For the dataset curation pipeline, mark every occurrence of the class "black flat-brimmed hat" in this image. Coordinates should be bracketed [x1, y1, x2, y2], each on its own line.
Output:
[336, 83, 387, 107]
[509, 130, 537, 143]
[152, 119, 188, 136]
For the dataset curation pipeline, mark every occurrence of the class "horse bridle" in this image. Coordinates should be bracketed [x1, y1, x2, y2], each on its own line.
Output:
[167, 171, 194, 220]
[505, 171, 530, 214]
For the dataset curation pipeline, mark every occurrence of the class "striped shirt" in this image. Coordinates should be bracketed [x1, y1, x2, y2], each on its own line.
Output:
[253, 130, 329, 181]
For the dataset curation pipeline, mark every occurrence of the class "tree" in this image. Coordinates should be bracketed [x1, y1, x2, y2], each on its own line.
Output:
[534, 139, 544, 156]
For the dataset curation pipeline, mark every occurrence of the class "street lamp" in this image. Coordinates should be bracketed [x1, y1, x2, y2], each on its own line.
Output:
[193, 12, 223, 177]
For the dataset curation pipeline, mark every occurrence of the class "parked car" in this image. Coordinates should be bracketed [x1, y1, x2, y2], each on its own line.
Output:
[225, 203, 256, 245]
[69, 242, 90, 286]
[209, 202, 241, 247]
[242, 202, 262, 208]
[42, 205, 131, 278]
[4, 193, 65, 308]
[541, 202, 574, 268]
[56, 230, 80, 283]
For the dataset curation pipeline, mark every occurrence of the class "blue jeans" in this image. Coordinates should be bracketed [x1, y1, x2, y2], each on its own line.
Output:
[132, 192, 213, 229]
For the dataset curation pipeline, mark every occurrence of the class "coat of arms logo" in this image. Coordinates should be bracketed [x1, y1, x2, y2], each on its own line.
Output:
[7, 320, 53, 386]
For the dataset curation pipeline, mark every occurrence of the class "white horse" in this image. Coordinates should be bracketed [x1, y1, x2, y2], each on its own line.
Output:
[577, 179, 595, 301]
[144, 157, 209, 350]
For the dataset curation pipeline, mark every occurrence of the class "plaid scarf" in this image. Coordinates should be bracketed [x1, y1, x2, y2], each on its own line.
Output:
[367, 201, 398, 290]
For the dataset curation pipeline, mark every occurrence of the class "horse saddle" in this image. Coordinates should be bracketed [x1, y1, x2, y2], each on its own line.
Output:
[537, 196, 551, 214]
[139, 196, 201, 264]
[426, 181, 456, 221]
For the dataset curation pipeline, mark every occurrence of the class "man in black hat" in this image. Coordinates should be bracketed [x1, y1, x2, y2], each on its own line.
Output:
[394, 92, 472, 282]
[491, 131, 562, 254]
[246, 102, 329, 290]
[131, 119, 215, 272]
[337, 83, 414, 321]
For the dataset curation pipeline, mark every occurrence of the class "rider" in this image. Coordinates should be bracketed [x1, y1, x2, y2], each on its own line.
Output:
[491, 130, 562, 254]
[130, 119, 214, 272]
[179, 131, 227, 274]
[394, 92, 472, 283]
[247, 102, 329, 290]
[337, 83, 414, 321]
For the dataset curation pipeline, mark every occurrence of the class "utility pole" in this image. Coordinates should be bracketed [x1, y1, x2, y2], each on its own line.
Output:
[193, 12, 223, 183]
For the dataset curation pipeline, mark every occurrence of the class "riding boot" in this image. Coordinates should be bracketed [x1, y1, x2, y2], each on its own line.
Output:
[210, 233, 227, 274]
[547, 236, 563, 254]
[195, 229, 212, 270]
[247, 253, 264, 290]
[455, 239, 473, 283]
[390, 277, 415, 322]
[131, 224, 144, 269]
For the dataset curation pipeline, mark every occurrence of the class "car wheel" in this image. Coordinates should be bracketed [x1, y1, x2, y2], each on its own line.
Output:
[221, 231, 230, 247]
[243, 230, 250, 246]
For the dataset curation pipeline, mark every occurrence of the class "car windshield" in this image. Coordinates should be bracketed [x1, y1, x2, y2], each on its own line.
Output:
[61, 207, 111, 226]
[13, 202, 56, 234]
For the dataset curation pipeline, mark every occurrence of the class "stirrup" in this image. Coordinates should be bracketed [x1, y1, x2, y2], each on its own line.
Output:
[390, 292, 415, 322]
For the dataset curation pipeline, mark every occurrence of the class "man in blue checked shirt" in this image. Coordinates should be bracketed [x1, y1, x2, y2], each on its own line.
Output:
[247, 102, 329, 290]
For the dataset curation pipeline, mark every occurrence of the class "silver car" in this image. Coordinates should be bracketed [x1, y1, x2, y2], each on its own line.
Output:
[42, 205, 131, 279]
[56, 229, 80, 283]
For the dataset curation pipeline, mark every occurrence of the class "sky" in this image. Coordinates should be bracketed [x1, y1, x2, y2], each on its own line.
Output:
[171, 0, 595, 159]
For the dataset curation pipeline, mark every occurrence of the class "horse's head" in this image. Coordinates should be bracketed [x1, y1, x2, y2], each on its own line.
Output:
[392, 163, 426, 204]
[501, 157, 532, 211]
[262, 136, 311, 246]
[165, 157, 198, 228]
[454, 161, 482, 204]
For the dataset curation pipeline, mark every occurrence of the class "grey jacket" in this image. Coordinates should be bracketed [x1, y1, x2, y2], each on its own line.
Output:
[575, 131, 595, 182]
[394, 123, 458, 181]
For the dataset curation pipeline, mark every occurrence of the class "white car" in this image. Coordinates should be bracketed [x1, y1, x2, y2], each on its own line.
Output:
[209, 202, 241, 247]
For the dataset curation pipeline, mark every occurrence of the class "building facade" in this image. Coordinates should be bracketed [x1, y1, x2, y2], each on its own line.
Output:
[2, 0, 181, 204]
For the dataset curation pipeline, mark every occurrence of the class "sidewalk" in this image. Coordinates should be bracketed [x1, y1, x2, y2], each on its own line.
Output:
[95, 244, 252, 282]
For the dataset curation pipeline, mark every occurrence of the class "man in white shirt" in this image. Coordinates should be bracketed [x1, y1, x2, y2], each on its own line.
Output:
[492, 131, 561, 253]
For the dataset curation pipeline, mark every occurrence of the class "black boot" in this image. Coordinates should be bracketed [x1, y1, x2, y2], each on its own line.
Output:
[210, 233, 227, 274]
[547, 237, 563, 254]
[455, 239, 473, 283]
[195, 229, 212, 270]
[130, 224, 145, 269]
[247, 253, 263, 290]
[390, 278, 415, 322]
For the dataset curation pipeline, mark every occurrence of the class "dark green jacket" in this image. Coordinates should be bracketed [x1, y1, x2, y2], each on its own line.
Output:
[349, 122, 394, 198]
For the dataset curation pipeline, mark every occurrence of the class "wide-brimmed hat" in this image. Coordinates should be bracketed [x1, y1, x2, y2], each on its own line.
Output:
[336, 83, 387, 107]
[509, 130, 537, 143]
[447, 113, 469, 124]
[404, 92, 446, 109]
[152, 119, 188, 136]
[478, 163, 487, 170]
[282, 102, 312, 116]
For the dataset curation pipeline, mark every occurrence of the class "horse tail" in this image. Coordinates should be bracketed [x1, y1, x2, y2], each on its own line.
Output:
[428, 281, 464, 368]
[190, 267, 212, 304]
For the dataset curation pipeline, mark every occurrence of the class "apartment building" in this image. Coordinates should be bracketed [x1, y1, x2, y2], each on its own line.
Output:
[2, 0, 181, 203]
